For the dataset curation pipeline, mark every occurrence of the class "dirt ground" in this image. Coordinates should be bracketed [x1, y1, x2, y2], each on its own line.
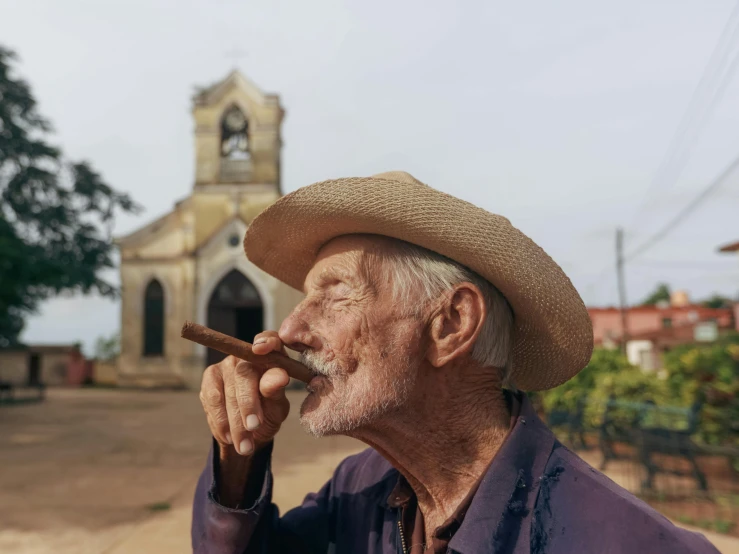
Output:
[1, 388, 736, 553]
[0, 388, 364, 554]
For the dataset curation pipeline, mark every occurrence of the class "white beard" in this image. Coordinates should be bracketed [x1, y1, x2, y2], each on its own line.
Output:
[298, 349, 418, 437]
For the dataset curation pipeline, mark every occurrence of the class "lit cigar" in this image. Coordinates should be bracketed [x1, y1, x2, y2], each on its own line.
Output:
[180, 321, 313, 384]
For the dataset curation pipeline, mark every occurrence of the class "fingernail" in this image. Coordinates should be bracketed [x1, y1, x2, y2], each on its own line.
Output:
[225, 431, 232, 444]
[253, 338, 267, 345]
[239, 438, 253, 455]
[246, 414, 260, 431]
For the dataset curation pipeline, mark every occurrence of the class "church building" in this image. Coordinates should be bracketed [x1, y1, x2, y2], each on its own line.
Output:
[116, 71, 303, 389]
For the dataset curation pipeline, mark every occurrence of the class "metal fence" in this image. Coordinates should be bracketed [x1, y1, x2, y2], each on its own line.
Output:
[545, 399, 739, 536]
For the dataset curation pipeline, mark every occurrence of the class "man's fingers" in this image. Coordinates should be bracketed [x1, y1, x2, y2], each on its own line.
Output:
[200, 369, 231, 446]
[251, 331, 286, 356]
[234, 360, 264, 433]
[222, 362, 253, 456]
[260, 367, 290, 399]
[206, 413, 232, 447]
[200, 351, 291, 457]
[254, 368, 290, 441]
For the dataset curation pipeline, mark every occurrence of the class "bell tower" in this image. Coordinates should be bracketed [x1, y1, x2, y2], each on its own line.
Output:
[192, 70, 284, 190]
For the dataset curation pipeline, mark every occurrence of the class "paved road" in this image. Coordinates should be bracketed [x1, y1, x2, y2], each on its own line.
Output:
[1, 388, 734, 553]
[0, 388, 363, 554]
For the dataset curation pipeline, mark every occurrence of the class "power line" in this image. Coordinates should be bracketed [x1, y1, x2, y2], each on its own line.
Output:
[578, 264, 615, 291]
[642, 49, 739, 206]
[631, 260, 738, 269]
[629, 0, 739, 225]
[626, 152, 739, 262]
[567, 5, 739, 301]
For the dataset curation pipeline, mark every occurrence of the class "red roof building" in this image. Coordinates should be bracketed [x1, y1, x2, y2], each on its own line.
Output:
[588, 294, 734, 347]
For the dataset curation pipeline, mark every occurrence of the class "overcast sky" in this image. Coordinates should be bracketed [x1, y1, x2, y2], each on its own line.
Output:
[2, 0, 738, 353]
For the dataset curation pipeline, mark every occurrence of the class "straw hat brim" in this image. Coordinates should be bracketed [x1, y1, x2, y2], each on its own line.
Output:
[244, 171, 593, 391]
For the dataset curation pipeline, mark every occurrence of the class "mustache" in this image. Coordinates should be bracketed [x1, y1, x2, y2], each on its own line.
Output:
[299, 351, 343, 377]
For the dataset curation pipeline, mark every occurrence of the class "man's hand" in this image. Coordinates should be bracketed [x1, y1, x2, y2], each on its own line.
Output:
[200, 331, 292, 457]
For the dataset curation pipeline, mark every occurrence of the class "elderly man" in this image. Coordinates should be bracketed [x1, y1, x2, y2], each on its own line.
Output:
[192, 172, 716, 553]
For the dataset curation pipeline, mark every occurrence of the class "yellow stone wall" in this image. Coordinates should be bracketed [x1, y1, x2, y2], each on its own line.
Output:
[116, 71, 295, 390]
[0, 351, 29, 386]
[94, 360, 118, 386]
[39, 353, 69, 386]
[0, 351, 79, 387]
[118, 255, 197, 388]
[192, 194, 234, 246]
[193, 75, 283, 187]
[118, 243, 302, 390]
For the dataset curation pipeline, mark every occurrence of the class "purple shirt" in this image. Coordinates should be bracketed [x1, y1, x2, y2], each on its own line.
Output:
[192, 393, 718, 553]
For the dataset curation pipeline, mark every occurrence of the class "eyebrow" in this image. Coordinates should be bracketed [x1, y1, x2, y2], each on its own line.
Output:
[313, 267, 360, 288]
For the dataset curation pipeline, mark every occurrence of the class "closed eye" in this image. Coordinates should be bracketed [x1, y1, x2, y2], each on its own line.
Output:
[329, 282, 353, 298]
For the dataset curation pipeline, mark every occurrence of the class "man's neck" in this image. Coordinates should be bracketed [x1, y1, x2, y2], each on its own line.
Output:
[351, 365, 511, 531]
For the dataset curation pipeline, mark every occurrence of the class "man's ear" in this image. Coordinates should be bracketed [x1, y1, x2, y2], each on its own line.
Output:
[424, 283, 486, 367]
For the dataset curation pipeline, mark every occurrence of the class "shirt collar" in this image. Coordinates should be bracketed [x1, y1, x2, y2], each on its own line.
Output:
[448, 393, 556, 554]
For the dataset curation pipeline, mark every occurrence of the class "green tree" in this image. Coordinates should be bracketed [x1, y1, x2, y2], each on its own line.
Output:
[662, 334, 739, 445]
[0, 46, 140, 347]
[541, 348, 634, 414]
[94, 332, 120, 361]
[541, 348, 668, 428]
[701, 294, 734, 309]
[641, 283, 671, 306]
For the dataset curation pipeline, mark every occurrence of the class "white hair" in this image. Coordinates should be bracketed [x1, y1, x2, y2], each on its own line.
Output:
[375, 238, 514, 387]
[299, 348, 416, 437]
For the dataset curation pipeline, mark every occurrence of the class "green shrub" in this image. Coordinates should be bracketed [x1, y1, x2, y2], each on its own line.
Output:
[540, 335, 739, 445]
[541, 348, 632, 415]
[662, 333, 739, 445]
[584, 368, 669, 428]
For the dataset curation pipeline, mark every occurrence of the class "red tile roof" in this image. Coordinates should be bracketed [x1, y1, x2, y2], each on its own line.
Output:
[587, 305, 732, 318]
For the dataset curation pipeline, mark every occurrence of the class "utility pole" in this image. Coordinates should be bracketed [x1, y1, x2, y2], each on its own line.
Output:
[616, 227, 629, 355]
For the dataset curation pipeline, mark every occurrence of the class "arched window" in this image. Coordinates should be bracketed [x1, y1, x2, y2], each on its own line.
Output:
[220, 106, 250, 160]
[143, 279, 165, 356]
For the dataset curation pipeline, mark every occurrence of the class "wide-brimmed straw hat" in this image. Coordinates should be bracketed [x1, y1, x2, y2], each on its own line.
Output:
[244, 171, 593, 391]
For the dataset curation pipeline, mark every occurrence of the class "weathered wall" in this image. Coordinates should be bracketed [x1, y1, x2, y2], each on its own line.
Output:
[0, 351, 29, 386]
[589, 306, 735, 343]
[193, 74, 282, 187]
[118, 256, 196, 388]
[40, 353, 69, 386]
[115, 71, 293, 390]
[190, 216, 303, 389]
[94, 360, 119, 386]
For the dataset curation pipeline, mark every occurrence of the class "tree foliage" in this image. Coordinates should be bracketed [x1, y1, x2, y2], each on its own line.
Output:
[0, 46, 140, 347]
[541, 348, 634, 414]
[541, 335, 739, 446]
[701, 294, 735, 309]
[94, 332, 120, 361]
[661, 334, 739, 445]
[641, 282, 671, 306]
[541, 348, 667, 427]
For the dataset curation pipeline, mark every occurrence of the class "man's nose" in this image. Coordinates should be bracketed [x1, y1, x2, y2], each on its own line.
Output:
[278, 308, 317, 353]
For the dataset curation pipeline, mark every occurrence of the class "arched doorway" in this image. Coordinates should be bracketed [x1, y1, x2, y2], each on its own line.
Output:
[206, 269, 264, 366]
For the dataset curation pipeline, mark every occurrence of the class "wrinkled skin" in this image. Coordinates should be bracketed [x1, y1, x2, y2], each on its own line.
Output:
[199, 234, 510, 539]
[285, 238, 426, 437]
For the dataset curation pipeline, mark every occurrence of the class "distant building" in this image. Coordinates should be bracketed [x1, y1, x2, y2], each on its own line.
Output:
[588, 290, 735, 370]
[114, 71, 303, 389]
[0, 344, 90, 387]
